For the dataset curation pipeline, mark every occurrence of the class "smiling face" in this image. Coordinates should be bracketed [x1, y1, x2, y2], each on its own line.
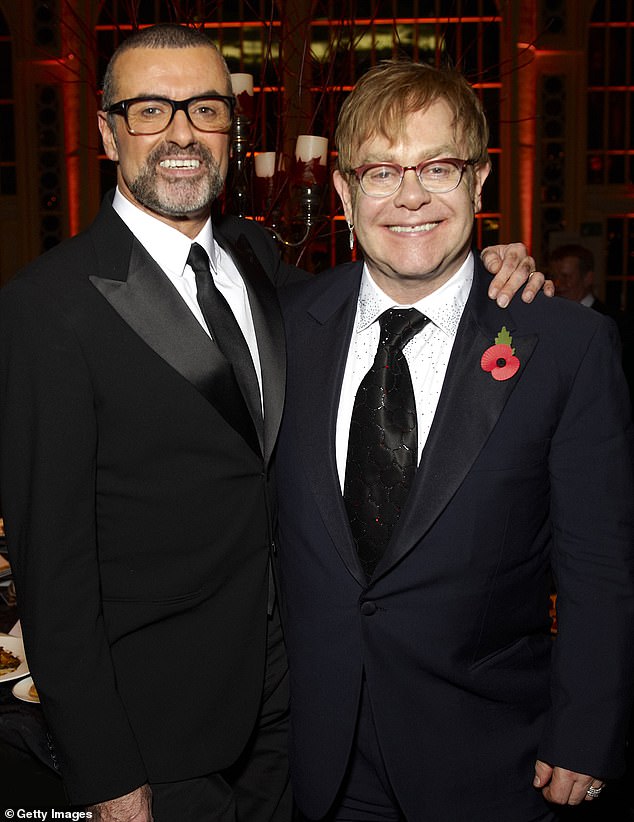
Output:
[334, 99, 490, 303]
[98, 46, 231, 238]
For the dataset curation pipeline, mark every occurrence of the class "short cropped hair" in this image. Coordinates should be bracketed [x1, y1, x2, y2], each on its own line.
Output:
[335, 60, 490, 174]
[549, 243, 595, 276]
[101, 23, 231, 111]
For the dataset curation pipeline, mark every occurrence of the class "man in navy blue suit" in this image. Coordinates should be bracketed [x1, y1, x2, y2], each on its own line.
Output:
[276, 60, 634, 821]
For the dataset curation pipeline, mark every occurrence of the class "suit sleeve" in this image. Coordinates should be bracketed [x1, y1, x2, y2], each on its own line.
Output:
[0, 276, 147, 804]
[538, 316, 634, 778]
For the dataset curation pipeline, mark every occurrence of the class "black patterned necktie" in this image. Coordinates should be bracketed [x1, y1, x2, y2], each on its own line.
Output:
[187, 242, 263, 435]
[343, 307, 429, 579]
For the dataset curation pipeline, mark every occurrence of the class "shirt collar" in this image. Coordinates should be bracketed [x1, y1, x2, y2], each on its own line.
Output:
[112, 187, 217, 277]
[356, 253, 474, 338]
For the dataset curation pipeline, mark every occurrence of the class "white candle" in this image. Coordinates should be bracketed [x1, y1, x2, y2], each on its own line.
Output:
[230, 73, 254, 96]
[254, 152, 277, 178]
[295, 135, 328, 165]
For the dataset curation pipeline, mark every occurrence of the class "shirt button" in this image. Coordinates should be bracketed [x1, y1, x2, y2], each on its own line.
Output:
[360, 601, 377, 616]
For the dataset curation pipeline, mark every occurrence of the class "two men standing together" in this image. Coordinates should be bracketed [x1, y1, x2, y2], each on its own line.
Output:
[1, 23, 631, 822]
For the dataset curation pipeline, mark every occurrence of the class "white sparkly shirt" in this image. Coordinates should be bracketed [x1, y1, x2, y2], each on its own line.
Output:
[335, 254, 474, 491]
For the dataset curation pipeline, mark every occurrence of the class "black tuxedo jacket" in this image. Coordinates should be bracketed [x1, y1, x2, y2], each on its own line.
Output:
[0, 193, 300, 805]
[276, 257, 634, 821]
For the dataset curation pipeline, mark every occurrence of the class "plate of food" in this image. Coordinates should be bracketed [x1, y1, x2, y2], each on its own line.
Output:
[0, 551, 10, 579]
[0, 635, 29, 683]
[12, 675, 39, 703]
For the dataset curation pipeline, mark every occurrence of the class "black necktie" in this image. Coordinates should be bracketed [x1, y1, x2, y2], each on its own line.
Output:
[343, 307, 429, 579]
[187, 242, 263, 436]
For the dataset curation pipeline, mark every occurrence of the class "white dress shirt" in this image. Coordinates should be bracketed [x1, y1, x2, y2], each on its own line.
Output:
[335, 255, 474, 490]
[112, 189, 264, 406]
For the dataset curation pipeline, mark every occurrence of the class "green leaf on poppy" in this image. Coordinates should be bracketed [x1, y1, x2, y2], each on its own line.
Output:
[495, 325, 515, 354]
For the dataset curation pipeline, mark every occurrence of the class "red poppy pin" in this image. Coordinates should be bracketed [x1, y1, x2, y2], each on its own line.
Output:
[481, 326, 520, 382]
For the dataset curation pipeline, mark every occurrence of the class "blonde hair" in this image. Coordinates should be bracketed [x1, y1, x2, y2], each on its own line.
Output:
[335, 60, 490, 173]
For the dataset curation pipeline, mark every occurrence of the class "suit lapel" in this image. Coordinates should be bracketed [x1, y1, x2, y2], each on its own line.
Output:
[374, 263, 538, 579]
[215, 227, 287, 466]
[298, 264, 368, 587]
[88, 199, 260, 455]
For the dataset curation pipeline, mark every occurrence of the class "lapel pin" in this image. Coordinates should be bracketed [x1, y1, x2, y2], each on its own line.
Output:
[481, 326, 520, 382]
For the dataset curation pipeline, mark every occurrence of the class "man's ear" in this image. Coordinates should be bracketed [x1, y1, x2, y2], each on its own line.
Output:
[472, 162, 491, 213]
[98, 111, 119, 163]
[333, 169, 354, 225]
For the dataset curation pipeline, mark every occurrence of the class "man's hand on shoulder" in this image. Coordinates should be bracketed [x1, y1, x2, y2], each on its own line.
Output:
[481, 243, 554, 308]
[88, 783, 153, 821]
[533, 759, 605, 806]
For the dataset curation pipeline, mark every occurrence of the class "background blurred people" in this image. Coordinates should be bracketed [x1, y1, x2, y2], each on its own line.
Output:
[549, 243, 606, 311]
[550, 242, 633, 407]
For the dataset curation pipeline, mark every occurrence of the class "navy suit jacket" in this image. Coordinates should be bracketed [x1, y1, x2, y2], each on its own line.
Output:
[276, 257, 634, 821]
[0, 193, 299, 805]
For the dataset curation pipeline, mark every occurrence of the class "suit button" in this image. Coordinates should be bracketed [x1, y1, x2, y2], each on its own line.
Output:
[360, 601, 377, 616]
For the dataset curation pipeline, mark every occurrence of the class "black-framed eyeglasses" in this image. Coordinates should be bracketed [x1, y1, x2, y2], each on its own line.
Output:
[351, 158, 474, 197]
[103, 95, 236, 135]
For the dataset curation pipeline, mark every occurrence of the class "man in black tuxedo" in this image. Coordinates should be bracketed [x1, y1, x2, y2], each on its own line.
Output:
[0, 26, 548, 822]
[0, 23, 299, 822]
[276, 61, 634, 821]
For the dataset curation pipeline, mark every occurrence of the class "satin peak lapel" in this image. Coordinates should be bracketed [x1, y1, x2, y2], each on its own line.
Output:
[89, 238, 260, 455]
[215, 229, 287, 465]
[300, 266, 368, 587]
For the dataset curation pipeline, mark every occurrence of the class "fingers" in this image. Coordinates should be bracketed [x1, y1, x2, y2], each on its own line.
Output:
[481, 243, 542, 308]
[533, 762, 604, 806]
[533, 759, 554, 790]
[585, 783, 605, 801]
[88, 784, 153, 821]
[518, 267, 544, 304]
[480, 244, 507, 276]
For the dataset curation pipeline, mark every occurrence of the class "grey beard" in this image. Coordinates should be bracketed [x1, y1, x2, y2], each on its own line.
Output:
[127, 143, 225, 217]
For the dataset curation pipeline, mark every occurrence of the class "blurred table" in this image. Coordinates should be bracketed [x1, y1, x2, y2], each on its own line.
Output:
[0, 581, 17, 635]
[0, 526, 68, 808]
[0, 628, 68, 808]
[0, 521, 15, 634]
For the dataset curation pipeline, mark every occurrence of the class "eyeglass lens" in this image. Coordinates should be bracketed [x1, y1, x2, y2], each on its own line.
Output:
[360, 160, 464, 196]
[126, 98, 232, 134]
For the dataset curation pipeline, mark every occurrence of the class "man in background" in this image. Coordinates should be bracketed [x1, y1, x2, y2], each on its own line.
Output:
[550, 242, 633, 405]
[549, 243, 606, 311]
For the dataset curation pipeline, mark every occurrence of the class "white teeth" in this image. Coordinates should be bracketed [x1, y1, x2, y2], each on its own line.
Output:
[388, 222, 437, 233]
[159, 159, 200, 169]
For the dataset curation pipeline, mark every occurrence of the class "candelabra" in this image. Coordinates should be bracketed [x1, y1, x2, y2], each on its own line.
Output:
[227, 74, 329, 262]
[226, 73, 254, 218]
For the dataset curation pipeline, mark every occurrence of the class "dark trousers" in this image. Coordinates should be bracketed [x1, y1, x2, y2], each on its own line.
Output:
[151, 602, 291, 821]
[298, 678, 558, 822]
[312, 678, 404, 822]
